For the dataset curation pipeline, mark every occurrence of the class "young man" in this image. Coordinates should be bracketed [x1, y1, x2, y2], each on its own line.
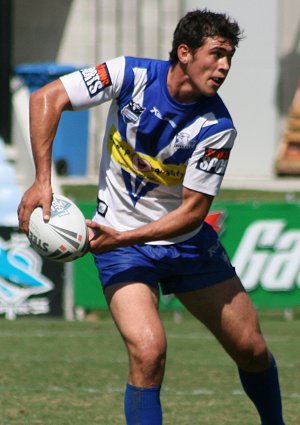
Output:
[18, 9, 286, 425]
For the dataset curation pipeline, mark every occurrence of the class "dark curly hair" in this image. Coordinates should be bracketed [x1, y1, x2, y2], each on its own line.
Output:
[169, 9, 243, 64]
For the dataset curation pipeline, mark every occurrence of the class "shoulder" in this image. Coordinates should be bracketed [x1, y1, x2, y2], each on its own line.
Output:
[198, 94, 235, 134]
[124, 56, 167, 68]
[204, 94, 233, 120]
[118, 57, 169, 96]
[122, 57, 169, 78]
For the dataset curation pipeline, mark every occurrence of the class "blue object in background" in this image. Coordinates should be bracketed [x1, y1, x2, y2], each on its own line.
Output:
[14, 63, 89, 176]
[0, 137, 21, 226]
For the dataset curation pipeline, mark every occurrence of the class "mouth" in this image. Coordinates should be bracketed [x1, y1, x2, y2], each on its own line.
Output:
[211, 77, 224, 87]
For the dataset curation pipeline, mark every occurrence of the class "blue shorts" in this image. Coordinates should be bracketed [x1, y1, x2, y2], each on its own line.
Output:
[92, 222, 236, 295]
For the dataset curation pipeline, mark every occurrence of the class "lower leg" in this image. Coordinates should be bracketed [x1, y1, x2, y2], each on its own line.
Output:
[238, 353, 285, 425]
[124, 349, 165, 425]
[106, 283, 166, 425]
[124, 384, 162, 425]
[176, 278, 286, 425]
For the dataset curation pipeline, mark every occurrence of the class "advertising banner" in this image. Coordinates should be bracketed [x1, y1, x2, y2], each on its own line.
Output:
[0, 227, 64, 319]
[74, 202, 300, 311]
[212, 202, 300, 309]
[73, 203, 110, 311]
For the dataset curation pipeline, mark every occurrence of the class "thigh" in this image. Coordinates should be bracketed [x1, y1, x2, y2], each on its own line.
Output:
[105, 282, 167, 360]
[176, 276, 269, 369]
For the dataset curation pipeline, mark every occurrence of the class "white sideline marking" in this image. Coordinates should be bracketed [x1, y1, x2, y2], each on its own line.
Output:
[44, 385, 300, 400]
[167, 333, 215, 340]
[0, 331, 101, 338]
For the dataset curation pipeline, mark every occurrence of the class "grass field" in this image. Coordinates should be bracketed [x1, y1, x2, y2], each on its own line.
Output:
[61, 184, 300, 203]
[3, 184, 298, 424]
[0, 311, 299, 425]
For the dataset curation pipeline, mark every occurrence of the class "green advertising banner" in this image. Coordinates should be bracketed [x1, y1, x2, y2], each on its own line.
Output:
[212, 202, 300, 309]
[74, 202, 300, 311]
[73, 202, 105, 309]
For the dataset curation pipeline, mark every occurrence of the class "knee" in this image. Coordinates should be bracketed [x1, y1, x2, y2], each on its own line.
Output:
[129, 340, 167, 382]
[234, 332, 270, 372]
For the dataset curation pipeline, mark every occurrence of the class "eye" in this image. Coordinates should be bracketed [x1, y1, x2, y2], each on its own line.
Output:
[212, 51, 222, 59]
[211, 48, 235, 63]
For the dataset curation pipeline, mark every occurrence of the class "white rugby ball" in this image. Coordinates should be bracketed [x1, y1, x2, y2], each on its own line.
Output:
[28, 194, 89, 262]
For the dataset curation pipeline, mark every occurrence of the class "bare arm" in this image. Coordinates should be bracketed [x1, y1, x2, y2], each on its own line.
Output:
[88, 187, 214, 252]
[18, 79, 72, 232]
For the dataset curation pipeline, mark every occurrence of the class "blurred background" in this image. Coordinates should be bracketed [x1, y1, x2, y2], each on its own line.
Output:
[1, 0, 300, 185]
[0, 0, 300, 320]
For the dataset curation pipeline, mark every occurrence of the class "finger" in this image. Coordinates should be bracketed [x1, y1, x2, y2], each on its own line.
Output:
[88, 227, 96, 241]
[86, 219, 98, 228]
[86, 219, 92, 226]
[18, 204, 30, 234]
[43, 210, 50, 222]
[42, 193, 53, 222]
[89, 239, 102, 253]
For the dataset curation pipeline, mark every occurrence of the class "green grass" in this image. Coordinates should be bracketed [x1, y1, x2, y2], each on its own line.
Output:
[62, 184, 98, 202]
[0, 312, 299, 424]
[62, 183, 300, 203]
[215, 188, 300, 203]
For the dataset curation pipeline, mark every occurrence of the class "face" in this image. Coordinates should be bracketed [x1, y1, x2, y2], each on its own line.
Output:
[178, 36, 236, 99]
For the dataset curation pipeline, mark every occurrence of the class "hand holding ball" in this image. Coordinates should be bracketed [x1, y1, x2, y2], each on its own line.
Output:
[28, 194, 89, 262]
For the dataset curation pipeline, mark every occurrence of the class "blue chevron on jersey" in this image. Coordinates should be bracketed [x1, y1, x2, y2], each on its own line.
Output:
[121, 169, 158, 206]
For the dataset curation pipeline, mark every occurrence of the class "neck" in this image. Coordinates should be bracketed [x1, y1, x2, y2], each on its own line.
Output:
[167, 63, 201, 104]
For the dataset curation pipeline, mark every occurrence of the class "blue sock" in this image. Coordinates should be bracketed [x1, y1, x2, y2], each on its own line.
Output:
[124, 383, 162, 425]
[238, 355, 285, 425]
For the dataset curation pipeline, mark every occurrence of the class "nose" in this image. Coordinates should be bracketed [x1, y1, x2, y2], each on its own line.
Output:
[219, 56, 231, 72]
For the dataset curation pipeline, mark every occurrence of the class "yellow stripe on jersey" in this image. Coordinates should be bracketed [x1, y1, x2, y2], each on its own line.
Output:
[108, 126, 186, 186]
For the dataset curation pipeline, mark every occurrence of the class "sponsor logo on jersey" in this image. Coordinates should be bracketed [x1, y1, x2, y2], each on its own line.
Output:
[233, 219, 300, 292]
[97, 198, 108, 217]
[121, 100, 145, 123]
[196, 147, 230, 175]
[80, 63, 111, 98]
[150, 106, 177, 128]
[108, 126, 186, 186]
[132, 155, 152, 172]
[174, 132, 195, 149]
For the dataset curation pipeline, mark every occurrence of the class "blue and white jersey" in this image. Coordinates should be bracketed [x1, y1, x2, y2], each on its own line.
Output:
[61, 56, 237, 244]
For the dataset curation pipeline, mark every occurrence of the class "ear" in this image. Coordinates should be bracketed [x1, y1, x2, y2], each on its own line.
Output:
[177, 44, 191, 64]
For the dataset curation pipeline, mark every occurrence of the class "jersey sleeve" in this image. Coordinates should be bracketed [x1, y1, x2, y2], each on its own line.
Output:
[183, 128, 237, 196]
[60, 56, 125, 110]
